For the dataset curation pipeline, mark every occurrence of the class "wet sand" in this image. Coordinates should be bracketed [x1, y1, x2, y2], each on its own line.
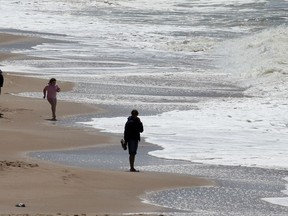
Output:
[0, 32, 212, 215]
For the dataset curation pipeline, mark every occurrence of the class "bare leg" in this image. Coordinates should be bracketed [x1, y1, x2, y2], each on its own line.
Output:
[52, 99, 57, 120]
[129, 154, 136, 171]
[48, 98, 57, 120]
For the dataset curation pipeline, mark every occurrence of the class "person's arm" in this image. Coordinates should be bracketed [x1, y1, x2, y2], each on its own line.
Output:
[124, 122, 128, 142]
[139, 122, 144, 133]
[43, 86, 47, 99]
[137, 118, 144, 133]
[56, 85, 60, 92]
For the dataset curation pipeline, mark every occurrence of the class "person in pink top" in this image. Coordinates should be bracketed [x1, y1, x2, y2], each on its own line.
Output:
[43, 78, 60, 121]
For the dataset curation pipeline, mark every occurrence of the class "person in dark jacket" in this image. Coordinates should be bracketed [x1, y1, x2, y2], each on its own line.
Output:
[0, 69, 3, 95]
[124, 109, 144, 172]
[0, 70, 4, 117]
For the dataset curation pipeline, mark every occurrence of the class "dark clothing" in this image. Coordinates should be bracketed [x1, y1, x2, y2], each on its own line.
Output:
[123, 112, 143, 171]
[124, 116, 144, 142]
[124, 116, 144, 155]
[127, 139, 138, 155]
[0, 73, 3, 87]
[0, 72, 3, 95]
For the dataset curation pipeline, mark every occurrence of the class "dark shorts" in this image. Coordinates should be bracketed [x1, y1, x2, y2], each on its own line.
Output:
[127, 139, 138, 155]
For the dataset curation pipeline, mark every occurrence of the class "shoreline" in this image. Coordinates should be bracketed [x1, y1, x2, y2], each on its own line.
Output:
[0, 32, 213, 215]
[1, 31, 288, 216]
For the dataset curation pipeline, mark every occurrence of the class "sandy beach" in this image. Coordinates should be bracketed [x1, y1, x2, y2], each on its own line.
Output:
[0, 32, 212, 215]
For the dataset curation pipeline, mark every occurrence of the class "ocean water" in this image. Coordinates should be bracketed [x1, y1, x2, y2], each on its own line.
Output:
[1, 0, 288, 214]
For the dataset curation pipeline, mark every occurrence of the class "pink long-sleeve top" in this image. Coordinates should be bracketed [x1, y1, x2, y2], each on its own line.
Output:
[44, 84, 60, 99]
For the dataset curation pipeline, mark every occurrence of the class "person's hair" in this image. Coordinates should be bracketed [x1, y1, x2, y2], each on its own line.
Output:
[131, 109, 139, 116]
[49, 78, 56, 84]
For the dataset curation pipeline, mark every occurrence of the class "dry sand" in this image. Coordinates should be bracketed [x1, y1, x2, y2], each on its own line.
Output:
[0, 32, 212, 216]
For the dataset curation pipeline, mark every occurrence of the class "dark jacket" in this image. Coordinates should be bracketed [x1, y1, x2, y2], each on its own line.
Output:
[0, 73, 3, 87]
[124, 116, 144, 141]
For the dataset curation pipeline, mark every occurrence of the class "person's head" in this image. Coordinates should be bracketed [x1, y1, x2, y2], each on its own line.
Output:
[0, 69, 2, 74]
[49, 78, 56, 85]
[131, 109, 139, 117]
